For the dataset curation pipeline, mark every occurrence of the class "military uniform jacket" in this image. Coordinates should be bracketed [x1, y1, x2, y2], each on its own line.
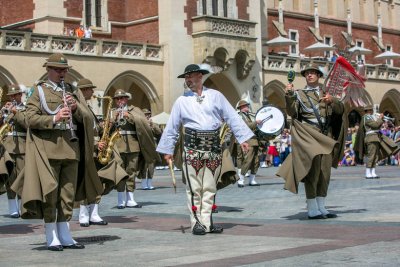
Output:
[3, 104, 28, 155]
[11, 83, 103, 219]
[363, 114, 383, 144]
[277, 86, 347, 194]
[112, 105, 160, 164]
[238, 111, 258, 146]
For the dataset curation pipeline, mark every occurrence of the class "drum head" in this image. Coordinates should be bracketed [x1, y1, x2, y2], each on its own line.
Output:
[255, 106, 285, 136]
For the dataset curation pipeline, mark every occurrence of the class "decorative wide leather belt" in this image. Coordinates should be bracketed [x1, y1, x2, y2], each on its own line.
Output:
[184, 127, 221, 152]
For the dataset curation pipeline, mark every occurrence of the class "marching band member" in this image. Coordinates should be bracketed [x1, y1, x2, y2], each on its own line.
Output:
[277, 63, 346, 219]
[138, 108, 162, 190]
[157, 64, 253, 235]
[13, 53, 102, 251]
[77, 78, 128, 227]
[2, 84, 27, 218]
[235, 100, 261, 187]
[354, 105, 399, 179]
[111, 89, 160, 209]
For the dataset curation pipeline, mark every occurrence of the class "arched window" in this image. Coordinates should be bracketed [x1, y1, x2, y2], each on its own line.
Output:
[223, 0, 228, 17]
[84, 0, 108, 29]
[212, 0, 218, 16]
[202, 0, 207, 15]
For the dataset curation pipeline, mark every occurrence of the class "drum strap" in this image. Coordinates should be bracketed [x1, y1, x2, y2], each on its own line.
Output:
[304, 92, 325, 132]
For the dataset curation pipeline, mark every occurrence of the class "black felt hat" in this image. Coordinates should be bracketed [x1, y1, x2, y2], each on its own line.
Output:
[177, 64, 209, 78]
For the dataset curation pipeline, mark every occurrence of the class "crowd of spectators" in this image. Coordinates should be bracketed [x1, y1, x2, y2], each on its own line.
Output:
[338, 121, 400, 167]
[259, 128, 291, 168]
[62, 25, 92, 39]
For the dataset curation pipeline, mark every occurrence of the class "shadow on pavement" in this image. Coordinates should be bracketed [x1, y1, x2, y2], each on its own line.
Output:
[101, 216, 138, 223]
[30, 235, 121, 250]
[216, 206, 244, 213]
[282, 208, 368, 220]
[0, 224, 42, 235]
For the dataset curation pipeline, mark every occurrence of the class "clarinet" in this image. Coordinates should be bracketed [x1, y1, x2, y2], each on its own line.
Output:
[59, 78, 78, 142]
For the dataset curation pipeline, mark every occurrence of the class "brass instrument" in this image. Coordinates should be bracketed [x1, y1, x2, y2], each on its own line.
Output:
[219, 123, 231, 145]
[0, 88, 12, 142]
[96, 96, 121, 164]
[374, 113, 395, 122]
[117, 104, 127, 126]
[60, 78, 78, 142]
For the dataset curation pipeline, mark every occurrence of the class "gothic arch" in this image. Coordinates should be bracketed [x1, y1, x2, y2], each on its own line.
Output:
[203, 72, 240, 106]
[263, 80, 286, 111]
[105, 70, 159, 111]
[379, 88, 400, 124]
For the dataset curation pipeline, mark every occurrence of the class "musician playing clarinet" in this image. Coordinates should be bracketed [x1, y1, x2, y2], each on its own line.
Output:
[277, 63, 346, 220]
[15, 53, 102, 251]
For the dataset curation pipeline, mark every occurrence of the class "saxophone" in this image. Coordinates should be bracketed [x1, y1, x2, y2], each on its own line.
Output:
[0, 87, 12, 143]
[219, 123, 230, 145]
[96, 96, 121, 165]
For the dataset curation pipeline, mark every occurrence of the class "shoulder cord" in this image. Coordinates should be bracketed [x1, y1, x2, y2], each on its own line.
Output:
[37, 85, 63, 115]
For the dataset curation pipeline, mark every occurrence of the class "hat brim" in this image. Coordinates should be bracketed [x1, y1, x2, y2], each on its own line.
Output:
[301, 68, 323, 77]
[43, 63, 72, 68]
[112, 94, 131, 100]
[6, 91, 22, 96]
[78, 85, 97, 89]
[177, 69, 209, 78]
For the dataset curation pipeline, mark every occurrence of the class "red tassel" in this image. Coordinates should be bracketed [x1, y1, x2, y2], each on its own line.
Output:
[212, 204, 217, 210]
[191, 205, 197, 212]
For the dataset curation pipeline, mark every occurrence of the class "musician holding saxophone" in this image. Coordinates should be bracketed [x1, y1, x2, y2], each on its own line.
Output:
[111, 89, 160, 209]
[77, 78, 128, 227]
[2, 84, 27, 218]
[16, 53, 101, 251]
[354, 105, 399, 179]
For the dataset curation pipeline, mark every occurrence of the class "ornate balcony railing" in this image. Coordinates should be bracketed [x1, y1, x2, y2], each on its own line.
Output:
[264, 55, 400, 82]
[0, 30, 163, 61]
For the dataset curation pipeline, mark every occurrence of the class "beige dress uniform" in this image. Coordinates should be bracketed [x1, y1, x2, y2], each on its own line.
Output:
[363, 114, 383, 169]
[2, 86, 27, 217]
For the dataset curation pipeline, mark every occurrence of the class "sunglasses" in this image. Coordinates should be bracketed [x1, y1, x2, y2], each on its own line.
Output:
[51, 68, 68, 73]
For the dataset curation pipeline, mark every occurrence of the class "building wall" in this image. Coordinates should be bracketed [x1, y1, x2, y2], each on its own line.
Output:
[0, 0, 35, 28]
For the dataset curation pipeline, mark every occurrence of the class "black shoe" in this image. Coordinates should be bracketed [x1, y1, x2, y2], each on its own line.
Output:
[48, 245, 63, 251]
[10, 213, 20, 218]
[117, 205, 125, 209]
[248, 183, 260, 186]
[308, 214, 326, 220]
[237, 184, 244, 188]
[126, 204, 142, 208]
[80, 222, 90, 227]
[89, 220, 108, 225]
[63, 243, 85, 249]
[365, 176, 374, 179]
[209, 226, 223, 234]
[373, 176, 380, 179]
[212, 209, 218, 213]
[324, 213, 338, 219]
[192, 222, 206, 235]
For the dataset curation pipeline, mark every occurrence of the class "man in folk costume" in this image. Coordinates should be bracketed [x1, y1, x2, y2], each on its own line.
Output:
[235, 99, 261, 187]
[157, 64, 253, 235]
[354, 105, 399, 179]
[277, 63, 346, 219]
[138, 108, 162, 190]
[2, 84, 27, 218]
[12, 53, 102, 251]
[112, 89, 160, 208]
[76, 78, 128, 227]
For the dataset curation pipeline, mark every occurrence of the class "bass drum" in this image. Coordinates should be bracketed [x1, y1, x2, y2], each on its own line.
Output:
[255, 105, 285, 140]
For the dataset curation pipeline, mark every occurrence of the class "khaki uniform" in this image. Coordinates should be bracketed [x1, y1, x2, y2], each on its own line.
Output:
[113, 106, 159, 192]
[363, 114, 383, 168]
[3, 103, 27, 199]
[237, 111, 259, 175]
[279, 86, 345, 198]
[138, 121, 162, 180]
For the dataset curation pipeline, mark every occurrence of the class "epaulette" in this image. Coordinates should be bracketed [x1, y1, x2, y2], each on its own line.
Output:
[34, 80, 46, 86]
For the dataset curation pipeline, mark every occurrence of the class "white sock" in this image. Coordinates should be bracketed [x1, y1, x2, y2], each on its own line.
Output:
[147, 178, 154, 189]
[89, 204, 103, 222]
[57, 222, 76, 246]
[117, 192, 126, 206]
[306, 198, 322, 217]
[79, 205, 89, 224]
[44, 223, 61, 247]
[126, 191, 138, 206]
[316, 197, 329, 215]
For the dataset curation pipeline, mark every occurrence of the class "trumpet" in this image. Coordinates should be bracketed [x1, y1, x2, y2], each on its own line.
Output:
[60, 78, 78, 142]
[1, 100, 17, 116]
[374, 113, 395, 122]
[116, 105, 127, 126]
